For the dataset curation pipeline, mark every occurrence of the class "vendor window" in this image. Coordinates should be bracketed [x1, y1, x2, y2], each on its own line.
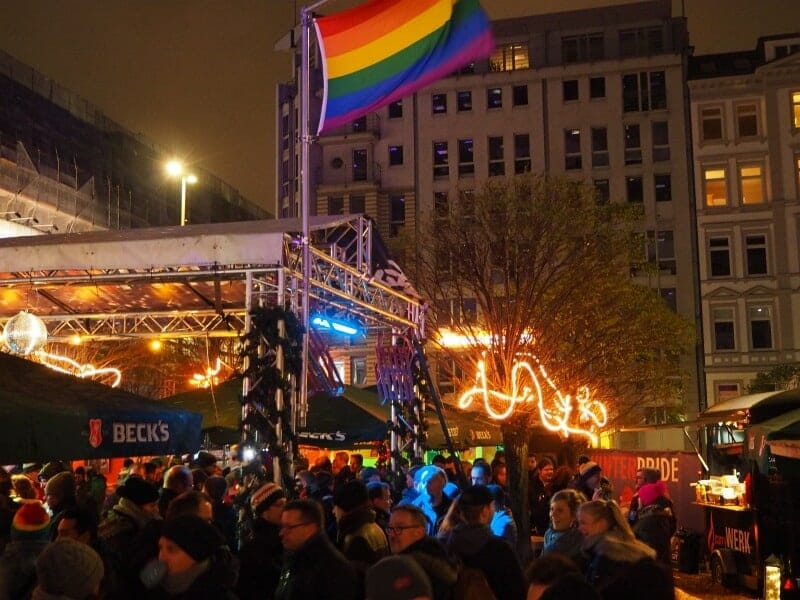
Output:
[739, 164, 765, 205]
[749, 306, 773, 350]
[703, 167, 728, 207]
[713, 308, 736, 351]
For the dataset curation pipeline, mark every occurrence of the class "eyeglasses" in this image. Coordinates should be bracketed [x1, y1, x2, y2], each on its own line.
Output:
[386, 525, 423, 535]
[280, 521, 312, 531]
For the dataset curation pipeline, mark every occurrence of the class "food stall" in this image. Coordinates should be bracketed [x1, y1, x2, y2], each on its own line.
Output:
[693, 390, 800, 598]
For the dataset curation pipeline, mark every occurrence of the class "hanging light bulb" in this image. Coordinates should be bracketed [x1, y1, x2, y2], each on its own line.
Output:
[2, 311, 48, 355]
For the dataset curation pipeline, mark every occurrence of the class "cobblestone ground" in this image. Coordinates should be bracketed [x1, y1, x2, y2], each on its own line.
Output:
[674, 571, 759, 600]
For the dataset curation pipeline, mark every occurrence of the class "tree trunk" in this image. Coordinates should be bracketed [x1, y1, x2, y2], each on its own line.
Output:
[502, 420, 531, 563]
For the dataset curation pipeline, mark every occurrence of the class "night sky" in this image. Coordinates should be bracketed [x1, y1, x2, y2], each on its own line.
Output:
[1, 0, 798, 211]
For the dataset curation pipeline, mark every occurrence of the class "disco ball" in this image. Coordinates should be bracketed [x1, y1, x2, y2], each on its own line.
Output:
[3, 311, 48, 355]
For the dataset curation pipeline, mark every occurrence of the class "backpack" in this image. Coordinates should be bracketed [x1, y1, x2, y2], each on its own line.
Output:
[452, 564, 497, 600]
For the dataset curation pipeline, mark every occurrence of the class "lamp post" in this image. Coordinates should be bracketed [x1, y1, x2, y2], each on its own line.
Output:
[165, 160, 197, 226]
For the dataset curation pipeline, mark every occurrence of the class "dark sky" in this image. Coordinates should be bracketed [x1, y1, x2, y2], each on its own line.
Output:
[1, 1, 798, 211]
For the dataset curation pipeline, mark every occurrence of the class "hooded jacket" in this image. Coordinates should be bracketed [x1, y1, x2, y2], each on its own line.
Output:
[582, 528, 662, 593]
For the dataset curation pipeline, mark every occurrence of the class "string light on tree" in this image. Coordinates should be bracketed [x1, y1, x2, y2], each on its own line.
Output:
[36, 350, 122, 388]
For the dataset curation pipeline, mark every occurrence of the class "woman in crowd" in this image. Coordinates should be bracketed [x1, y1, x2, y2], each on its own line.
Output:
[542, 489, 586, 567]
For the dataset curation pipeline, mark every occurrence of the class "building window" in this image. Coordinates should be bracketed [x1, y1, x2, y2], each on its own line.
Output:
[351, 357, 367, 385]
[739, 164, 765, 205]
[591, 127, 609, 167]
[434, 191, 449, 222]
[716, 383, 741, 403]
[713, 308, 736, 351]
[736, 103, 759, 138]
[622, 71, 666, 112]
[564, 129, 581, 170]
[792, 91, 800, 129]
[594, 179, 610, 204]
[432, 93, 447, 114]
[563, 80, 579, 101]
[487, 87, 503, 109]
[749, 306, 773, 349]
[488, 136, 505, 176]
[490, 43, 530, 71]
[388, 145, 404, 166]
[457, 91, 472, 112]
[654, 174, 671, 202]
[619, 27, 663, 57]
[458, 139, 474, 176]
[561, 33, 604, 63]
[701, 106, 723, 143]
[388, 100, 403, 119]
[745, 233, 768, 275]
[328, 196, 344, 215]
[514, 134, 531, 174]
[590, 77, 606, 99]
[512, 85, 528, 106]
[660, 288, 677, 312]
[626, 176, 643, 203]
[352, 116, 367, 132]
[703, 167, 728, 207]
[624, 124, 642, 165]
[433, 141, 449, 178]
[652, 121, 670, 161]
[389, 194, 405, 236]
[349, 195, 365, 213]
[352, 148, 368, 181]
[709, 237, 731, 277]
[647, 230, 675, 274]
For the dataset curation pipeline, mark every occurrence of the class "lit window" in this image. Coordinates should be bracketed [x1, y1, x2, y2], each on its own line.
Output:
[458, 139, 474, 177]
[749, 306, 773, 349]
[700, 106, 723, 142]
[564, 129, 581, 170]
[709, 237, 731, 277]
[591, 128, 608, 167]
[490, 43, 530, 71]
[457, 91, 472, 112]
[792, 91, 800, 129]
[433, 141, 449, 178]
[713, 308, 736, 351]
[739, 164, 765, 204]
[745, 233, 768, 275]
[704, 167, 728, 207]
[488, 136, 505, 176]
[514, 134, 531, 174]
[736, 104, 759, 138]
[624, 124, 642, 165]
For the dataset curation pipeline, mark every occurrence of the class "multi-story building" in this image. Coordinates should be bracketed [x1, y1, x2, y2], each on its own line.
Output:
[0, 49, 268, 235]
[277, 0, 703, 444]
[689, 34, 800, 407]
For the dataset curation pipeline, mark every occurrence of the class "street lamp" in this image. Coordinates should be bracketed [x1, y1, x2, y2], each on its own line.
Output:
[165, 160, 197, 226]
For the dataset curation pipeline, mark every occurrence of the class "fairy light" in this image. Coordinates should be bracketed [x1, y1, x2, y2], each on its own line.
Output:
[191, 357, 223, 388]
[35, 350, 122, 387]
[457, 356, 607, 444]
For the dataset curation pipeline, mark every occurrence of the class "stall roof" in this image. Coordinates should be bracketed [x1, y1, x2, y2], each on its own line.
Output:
[746, 407, 800, 466]
[698, 388, 800, 424]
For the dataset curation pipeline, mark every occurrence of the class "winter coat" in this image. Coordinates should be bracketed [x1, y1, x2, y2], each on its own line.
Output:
[0, 538, 49, 600]
[529, 476, 552, 535]
[212, 501, 238, 554]
[237, 519, 283, 600]
[335, 506, 389, 567]
[633, 496, 676, 565]
[273, 532, 357, 600]
[582, 528, 670, 597]
[543, 525, 584, 567]
[444, 522, 525, 600]
[400, 536, 458, 600]
[143, 547, 239, 600]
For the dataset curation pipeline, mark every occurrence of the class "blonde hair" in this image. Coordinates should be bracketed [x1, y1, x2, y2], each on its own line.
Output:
[578, 499, 636, 541]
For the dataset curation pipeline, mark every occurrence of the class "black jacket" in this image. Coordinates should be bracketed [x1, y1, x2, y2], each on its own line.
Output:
[273, 533, 357, 600]
[401, 536, 458, 600]
[237, 519, 283, 600]
[144, 547, 239, 600]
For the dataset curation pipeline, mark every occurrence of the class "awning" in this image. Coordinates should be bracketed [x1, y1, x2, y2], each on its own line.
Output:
[746, 407, 800, 468]
[0, 352, 203, 463]
[698, 388, 800, 424]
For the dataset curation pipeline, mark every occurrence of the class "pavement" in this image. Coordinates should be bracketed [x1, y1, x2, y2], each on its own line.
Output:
[673, 571, 758, 600]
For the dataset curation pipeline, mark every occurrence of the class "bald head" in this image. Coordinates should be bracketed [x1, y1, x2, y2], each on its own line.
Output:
[163, 465, 193, 494]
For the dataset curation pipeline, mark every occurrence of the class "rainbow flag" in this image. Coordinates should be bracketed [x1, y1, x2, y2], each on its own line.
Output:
[314, 0, 494, 134]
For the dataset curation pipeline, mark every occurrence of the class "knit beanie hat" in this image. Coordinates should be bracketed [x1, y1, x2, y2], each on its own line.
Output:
[36, 538, 104, 599]
[161, 515, 226, 562]
[11, 499, 51, 541]
[117, 475, 159, 506]
[40, 461, 69, 481]
[250, 482, 286, 514]
[459, 484, 495, 508]
[333, 479, 369, 512]
[365, 555, 433, 600]
[638, 480, 669, 507]
[45, 471, 76, 501]
[579, 461, 602, 481]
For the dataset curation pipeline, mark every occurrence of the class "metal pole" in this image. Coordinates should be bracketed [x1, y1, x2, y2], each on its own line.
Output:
[180, 176, 187, 226]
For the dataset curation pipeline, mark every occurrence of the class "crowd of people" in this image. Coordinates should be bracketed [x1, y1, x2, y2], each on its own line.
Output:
[0, 450, 679, 600]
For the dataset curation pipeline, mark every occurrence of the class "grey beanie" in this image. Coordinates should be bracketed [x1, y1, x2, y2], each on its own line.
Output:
[36, 538, 104, 599]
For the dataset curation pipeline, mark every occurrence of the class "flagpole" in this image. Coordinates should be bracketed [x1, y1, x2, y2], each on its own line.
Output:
[299, 0, 330, 430]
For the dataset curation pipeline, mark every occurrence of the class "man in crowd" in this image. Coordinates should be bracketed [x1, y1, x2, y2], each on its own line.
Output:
[470, 462, 492, 487]
[159, 465, 193, 518]
[333, 480, 389, 566]
[238, 481, 286, 600]
[530, 456, 555, 535]
[412, 466, 451, 535]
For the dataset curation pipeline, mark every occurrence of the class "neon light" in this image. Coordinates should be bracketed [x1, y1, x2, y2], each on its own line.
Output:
[457, 356, 607, 444]
[36, 350, 122, 388]
[311, 315, 359, 336]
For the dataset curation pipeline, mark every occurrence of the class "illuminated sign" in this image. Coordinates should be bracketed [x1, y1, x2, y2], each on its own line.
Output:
[457, 357, 607, 444]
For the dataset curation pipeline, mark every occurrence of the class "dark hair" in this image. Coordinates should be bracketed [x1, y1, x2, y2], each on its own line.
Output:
[366, 481, 390, 501]
[471, 462, 491, 478]
[284, 499, 324, 529]
[526, 553, 580, 586]
[60, 506, 99, 539]
[431, 454, 446, 466]
[166, 490, 213, 520]
[350, 454, 364, 467]
[486, 484, 506, 508]
[390, 504, 428, 528]
[123, 458, 134, 468]
[537, 456, 555, 469]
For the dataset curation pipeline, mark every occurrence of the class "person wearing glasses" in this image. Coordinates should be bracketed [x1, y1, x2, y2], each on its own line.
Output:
[387, 505, 457, 600]
[273, 499, 357, 600]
